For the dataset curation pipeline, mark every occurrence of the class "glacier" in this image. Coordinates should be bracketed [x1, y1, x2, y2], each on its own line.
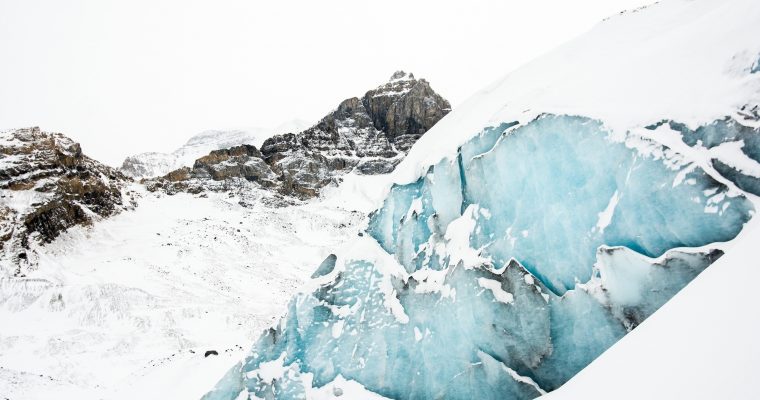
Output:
[203, 114, 754, 400]
[204, 0, 760, 397]
[369, 115, 750, 294]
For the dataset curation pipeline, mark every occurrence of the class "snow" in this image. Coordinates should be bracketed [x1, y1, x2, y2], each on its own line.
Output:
[497, 362, 546, 396]
[477, 277, 514, 304]
[594, 191, 619, 234]
[303, 374, 391, 400]
[256, 352, 288, 383]
[0, 187, 53, 215]
[413, 327, 423, 342]
[0, 184, 361, 399]
[443, 205, 491, 269]
[339, 236, 410, 324]
[711, 140, 760, 177]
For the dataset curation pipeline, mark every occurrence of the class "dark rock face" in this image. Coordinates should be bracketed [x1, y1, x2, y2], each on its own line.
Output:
[0, 127, 131, 276]
[363, 71, 450, 142]
[150, 71, 451, 199]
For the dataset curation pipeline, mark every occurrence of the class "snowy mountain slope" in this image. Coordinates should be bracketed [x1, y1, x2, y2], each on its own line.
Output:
[0, 71, 451, 399]
[544, 219, 760, 399]
[0, 185, 362, 400]
[203, 0, 760, 399]
[121, 120, 310, 179]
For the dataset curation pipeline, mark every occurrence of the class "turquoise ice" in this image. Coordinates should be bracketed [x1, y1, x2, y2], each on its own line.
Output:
[371, 115, 750, 294]
[205, 114, 754, 400]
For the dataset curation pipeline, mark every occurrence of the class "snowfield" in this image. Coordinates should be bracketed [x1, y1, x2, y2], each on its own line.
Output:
[0, 185, 362, 399]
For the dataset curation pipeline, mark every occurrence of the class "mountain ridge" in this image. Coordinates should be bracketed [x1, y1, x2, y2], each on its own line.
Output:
[147, 71, 451, 199]
[121, 120, 311, 179]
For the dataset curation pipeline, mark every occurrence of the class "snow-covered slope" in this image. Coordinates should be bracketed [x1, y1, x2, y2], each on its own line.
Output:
[0, 185, 361, 399]
[0, 71, 451, 399]
[203, 0, 760, 399]
[121, 120, 310, 179]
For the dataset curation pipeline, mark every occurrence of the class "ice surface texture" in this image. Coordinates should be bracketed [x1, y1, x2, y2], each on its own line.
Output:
[205, 115, 753, 400]
[653, 117, 760, 195]
[371, 115, 750, 294]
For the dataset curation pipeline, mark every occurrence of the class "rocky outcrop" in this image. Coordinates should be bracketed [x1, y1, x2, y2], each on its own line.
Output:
[121, 120, 311, 179]
[149, 145, 280, 195]
[149, 71, 451, 199]
[0, 127, 132, 276]
[120, 129, 270, 180]
[363, 70, 451, 146]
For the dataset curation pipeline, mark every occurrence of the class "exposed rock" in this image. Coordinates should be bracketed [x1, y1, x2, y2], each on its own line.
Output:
[145, 145, 280, 195]
[0, 127, 132, 276]
[120, 120, 311, 179]
[355, 158, 400, 175]
[150, 71, 451, 200]
[363, 71, 450, 142]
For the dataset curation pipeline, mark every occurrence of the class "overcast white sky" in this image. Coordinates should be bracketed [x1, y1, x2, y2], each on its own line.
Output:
[0, 0, 652, 166]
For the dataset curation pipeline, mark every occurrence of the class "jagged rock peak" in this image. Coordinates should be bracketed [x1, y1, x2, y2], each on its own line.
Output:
[149, 71, 451, 200]
[389, 70, 414, 81]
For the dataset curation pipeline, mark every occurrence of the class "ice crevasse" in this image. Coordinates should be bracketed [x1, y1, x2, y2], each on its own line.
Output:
[202, 114, 756, 400]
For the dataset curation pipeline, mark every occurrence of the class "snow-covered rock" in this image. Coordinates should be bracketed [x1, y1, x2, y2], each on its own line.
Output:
[0, 127, 133, 276]
[149, 72, 451, 199]
[121, 121, 310, 179]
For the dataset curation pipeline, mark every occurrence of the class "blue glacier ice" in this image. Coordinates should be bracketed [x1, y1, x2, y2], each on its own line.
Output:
[204, 114, 754, 400]
[595, 246, 724, 329]
[371, 115, 749, 294]
[648, 117, 760, 195]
